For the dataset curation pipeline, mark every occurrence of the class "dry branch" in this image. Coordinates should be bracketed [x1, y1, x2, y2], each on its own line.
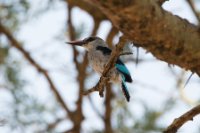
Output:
[66, 5, 87, 133]
[104, 83, 113, 133]
[83, 0, 200, 76]
[66, 0, 107, 21]
[164, 104, 200, 133]
[0, 23, 72, 117]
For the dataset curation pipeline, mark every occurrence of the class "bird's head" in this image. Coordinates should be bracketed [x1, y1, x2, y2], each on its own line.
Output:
[66, 36, 105, 50]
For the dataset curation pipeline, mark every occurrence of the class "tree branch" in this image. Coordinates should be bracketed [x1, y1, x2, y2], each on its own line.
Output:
[106, 26, 118, 48]
[66, 0, 107, 21]
[0, 23, 72, 117]
[164, 104, 200, 133]
[83, 36, 127, 97]
[119, 52, 133, 56]
[83, 0, 200, 76]
[104, 83, 113, 133]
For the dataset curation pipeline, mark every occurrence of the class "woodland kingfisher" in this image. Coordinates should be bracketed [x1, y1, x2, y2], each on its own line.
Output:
[66, 36, 133, 102]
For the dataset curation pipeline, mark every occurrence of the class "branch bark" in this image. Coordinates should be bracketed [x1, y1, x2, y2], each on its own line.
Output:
[104, 83, 113, 133]
[66, 4, 86, 133]
[164, 104, 200, 133]
[65, 1, 103, 131]
[83, 0, 200, 76]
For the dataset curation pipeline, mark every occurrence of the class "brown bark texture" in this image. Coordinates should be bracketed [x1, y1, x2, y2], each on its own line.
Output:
[82, 0, 200, 76]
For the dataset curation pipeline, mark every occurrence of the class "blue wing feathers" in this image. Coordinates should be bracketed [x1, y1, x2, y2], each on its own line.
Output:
[115, 59, 132, 83]
[96, 46, 132, 101]
[115, 64, 130, 75]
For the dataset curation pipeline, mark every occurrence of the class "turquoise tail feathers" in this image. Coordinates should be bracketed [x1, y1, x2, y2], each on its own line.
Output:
[115, 59, 132, 83]
[121, 75, 130, 102]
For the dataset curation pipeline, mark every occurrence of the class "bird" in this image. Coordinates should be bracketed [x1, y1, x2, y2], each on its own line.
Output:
[66, 36, 133, 102]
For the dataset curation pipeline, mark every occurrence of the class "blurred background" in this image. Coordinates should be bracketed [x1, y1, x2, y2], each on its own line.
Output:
[0, 0, 200, 133]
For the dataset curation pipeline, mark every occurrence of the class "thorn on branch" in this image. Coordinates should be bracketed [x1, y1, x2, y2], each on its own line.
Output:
[119, 52, 133, 56]
[183, 72, 194, 88]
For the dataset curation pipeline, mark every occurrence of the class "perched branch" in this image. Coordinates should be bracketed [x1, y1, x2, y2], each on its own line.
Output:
[83, 77, 108, 96]
[164, 104, 200, 133]
[0, 23, 72, 117]
[83, 36, 127, 97]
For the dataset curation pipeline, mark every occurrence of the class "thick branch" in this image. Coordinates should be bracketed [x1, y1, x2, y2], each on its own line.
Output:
[0, 23, 72, 117]
[83, 0, 200, 76]
[164, 104, 200, 133]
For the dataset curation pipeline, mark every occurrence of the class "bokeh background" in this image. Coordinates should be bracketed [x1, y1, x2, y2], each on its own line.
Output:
[0, 0, 200, 133]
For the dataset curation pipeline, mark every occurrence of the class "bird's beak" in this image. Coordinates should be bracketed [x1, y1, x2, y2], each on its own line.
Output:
[66, 40, 86, 46]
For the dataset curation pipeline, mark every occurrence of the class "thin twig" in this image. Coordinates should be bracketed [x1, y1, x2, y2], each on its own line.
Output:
[136, 47, 139, 66]
[83, 77, 108, 96]
[119, 52, 133, 56]
[187, 0, 200, 24]
[164, 104, 200, 133]
[183, 72, 194, 88]
[46, 118, 65, 131]
[0, 23, 72, 117]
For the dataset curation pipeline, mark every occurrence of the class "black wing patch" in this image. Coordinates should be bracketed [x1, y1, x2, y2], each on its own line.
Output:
[96, 46, 112, 55]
